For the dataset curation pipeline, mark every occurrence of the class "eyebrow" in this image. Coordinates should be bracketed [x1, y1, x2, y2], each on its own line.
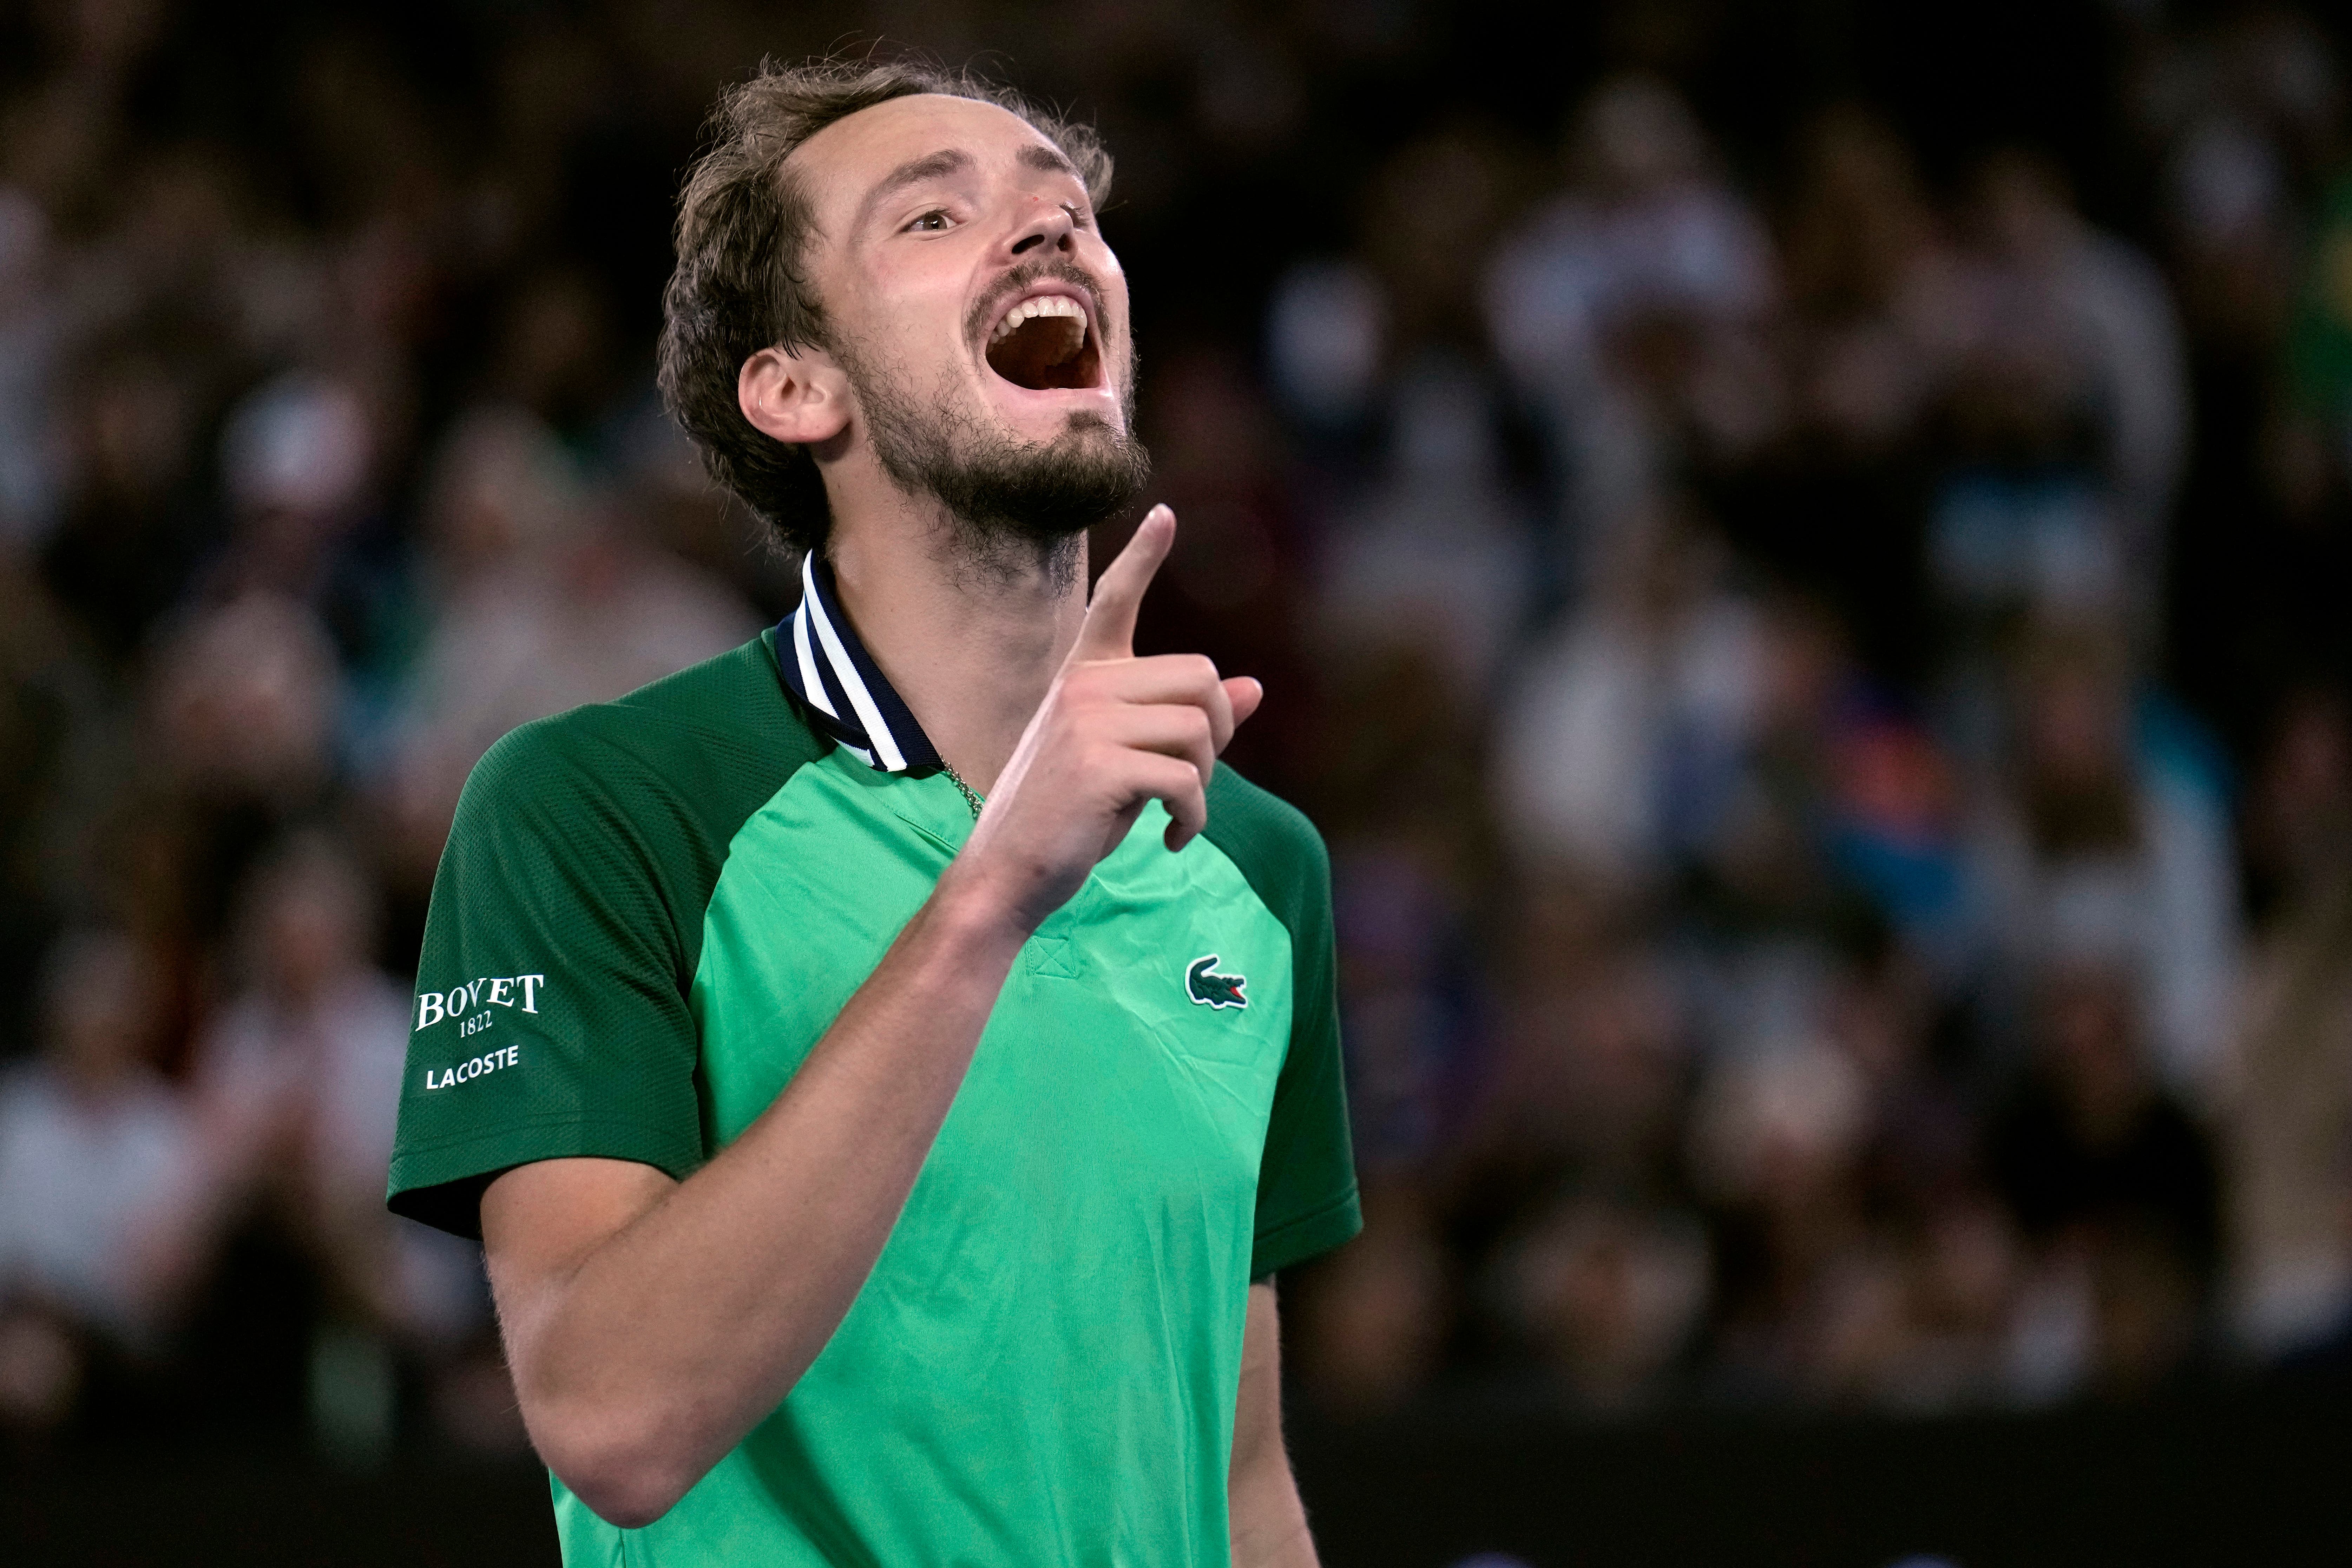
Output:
[859, 149, 974, 224]
[1017, 143, 1081, 184]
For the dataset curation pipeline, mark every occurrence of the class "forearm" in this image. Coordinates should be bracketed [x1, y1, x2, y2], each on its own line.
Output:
[1230, 1469, 1319, 1568]
[1229, 1281, 1321, 1567]
[500, 872, 1025, 1519]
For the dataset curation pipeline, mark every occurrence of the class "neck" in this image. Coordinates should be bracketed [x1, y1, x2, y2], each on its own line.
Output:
[823, 489, 1089, 795]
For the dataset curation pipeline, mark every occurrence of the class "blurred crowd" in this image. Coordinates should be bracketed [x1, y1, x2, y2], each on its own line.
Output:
[4, 0, 2352, 1461]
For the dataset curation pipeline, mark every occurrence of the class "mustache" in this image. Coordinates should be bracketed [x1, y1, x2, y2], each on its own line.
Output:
[964, 257, 1111, 347]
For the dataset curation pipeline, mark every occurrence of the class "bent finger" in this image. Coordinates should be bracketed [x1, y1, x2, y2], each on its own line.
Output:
[1110, 749, 1209, 853]
[1223, 676, 1263, 734]
[1103, 703, 1217, 789]
[1083, 653, 1235, 752]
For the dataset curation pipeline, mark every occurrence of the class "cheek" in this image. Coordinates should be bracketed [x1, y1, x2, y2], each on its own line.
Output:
[1088, 252, 1131, 328]
[846, 258, 973, 359]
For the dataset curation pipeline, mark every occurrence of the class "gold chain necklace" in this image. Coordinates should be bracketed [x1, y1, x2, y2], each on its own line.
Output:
[941, 762, 985, 820]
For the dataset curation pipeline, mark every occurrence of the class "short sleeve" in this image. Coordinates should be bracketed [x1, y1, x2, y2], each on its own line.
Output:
[387, 719, 708, 1238]
[1202, 770, 1362, 1277]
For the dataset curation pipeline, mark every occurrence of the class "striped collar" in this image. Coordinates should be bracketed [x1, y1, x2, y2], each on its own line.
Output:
[777, 553, 942, 774]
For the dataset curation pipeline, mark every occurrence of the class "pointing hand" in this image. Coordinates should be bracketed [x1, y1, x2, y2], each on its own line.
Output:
[950, 505, 1263, 936]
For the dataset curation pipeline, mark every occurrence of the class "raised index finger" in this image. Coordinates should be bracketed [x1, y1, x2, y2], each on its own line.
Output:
[1070, 505, 1175, 664]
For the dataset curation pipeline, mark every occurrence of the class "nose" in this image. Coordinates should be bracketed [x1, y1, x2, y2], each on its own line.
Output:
[1007, 197, 1075, 258]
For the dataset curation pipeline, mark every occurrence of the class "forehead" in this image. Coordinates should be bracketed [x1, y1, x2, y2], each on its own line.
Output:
[789, 93, 1065, 222]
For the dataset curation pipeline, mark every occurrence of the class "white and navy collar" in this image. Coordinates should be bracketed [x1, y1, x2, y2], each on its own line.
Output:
[777, 552, 943, 774]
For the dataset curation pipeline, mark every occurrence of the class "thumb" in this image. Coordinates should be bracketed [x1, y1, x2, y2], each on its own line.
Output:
[1070, 505, 1174, 664]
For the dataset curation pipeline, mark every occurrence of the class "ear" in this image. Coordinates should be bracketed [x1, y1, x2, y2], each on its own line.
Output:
[738, 345, 852, 446]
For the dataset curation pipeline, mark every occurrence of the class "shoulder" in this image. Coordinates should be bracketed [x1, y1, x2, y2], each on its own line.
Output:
[455, 635, 824, 833]
[1204, 766, 1331, 928]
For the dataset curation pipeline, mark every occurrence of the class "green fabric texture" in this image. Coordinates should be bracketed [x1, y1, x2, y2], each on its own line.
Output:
[385, 632, 1359, 1565]
[387, 636, 822, 1237]
[1201, 766, 1361, 1278]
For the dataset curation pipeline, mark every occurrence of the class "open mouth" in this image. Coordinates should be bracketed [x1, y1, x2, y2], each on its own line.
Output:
[984, 293, 1101, 392]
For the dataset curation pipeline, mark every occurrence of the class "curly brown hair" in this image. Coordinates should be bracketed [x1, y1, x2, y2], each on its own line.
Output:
[657, 58, 1115, 557]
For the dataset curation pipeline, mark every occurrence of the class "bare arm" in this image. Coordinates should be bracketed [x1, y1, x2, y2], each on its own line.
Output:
[482, 884, 1023, 1526]
[481, 509, 1262, 1528]
[1229, 1280, 1319, 1568]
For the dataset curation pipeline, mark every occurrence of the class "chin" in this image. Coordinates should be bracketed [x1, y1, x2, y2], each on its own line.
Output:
[1052, 407, 1126, 446]
[852, 314, 1150, 541]
[983, 380, 1126, 447]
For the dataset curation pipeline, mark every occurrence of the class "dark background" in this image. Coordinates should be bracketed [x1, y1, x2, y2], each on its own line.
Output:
[4, 0, 2352, 1562]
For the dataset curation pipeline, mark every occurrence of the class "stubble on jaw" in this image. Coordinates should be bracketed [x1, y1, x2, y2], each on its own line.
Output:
[826, 313, 1150, 595]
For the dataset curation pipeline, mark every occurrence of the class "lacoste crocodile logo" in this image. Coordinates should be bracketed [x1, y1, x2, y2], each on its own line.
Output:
[1185, 954, 1248, 1010]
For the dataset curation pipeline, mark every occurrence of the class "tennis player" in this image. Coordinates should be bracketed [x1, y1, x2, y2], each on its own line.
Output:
[386, 58, 1359, 1566]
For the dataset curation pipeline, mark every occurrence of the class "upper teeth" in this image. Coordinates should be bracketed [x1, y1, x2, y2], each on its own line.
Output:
[990, 294, 1085, 344]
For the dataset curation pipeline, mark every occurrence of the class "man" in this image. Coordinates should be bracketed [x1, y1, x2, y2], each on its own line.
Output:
[386, 58, 1359, 1566]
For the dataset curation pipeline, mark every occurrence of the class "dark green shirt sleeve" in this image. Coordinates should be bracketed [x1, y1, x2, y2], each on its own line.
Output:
[386, 715, 709, 1238]
[1203, 770, 1362, 1277]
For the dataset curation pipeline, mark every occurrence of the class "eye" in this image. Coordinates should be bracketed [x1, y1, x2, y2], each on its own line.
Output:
[1062, 202, 1092, 228]
[906, 208, 954, 233]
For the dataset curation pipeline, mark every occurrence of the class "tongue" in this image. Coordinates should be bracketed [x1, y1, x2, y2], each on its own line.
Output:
[987, 314, 1087, 390]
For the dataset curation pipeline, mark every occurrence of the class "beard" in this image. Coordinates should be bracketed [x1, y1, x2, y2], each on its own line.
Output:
[832, 327, 1151, 584]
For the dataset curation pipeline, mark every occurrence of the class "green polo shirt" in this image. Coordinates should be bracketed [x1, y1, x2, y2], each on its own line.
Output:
[386, 555, 1359, 1566]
